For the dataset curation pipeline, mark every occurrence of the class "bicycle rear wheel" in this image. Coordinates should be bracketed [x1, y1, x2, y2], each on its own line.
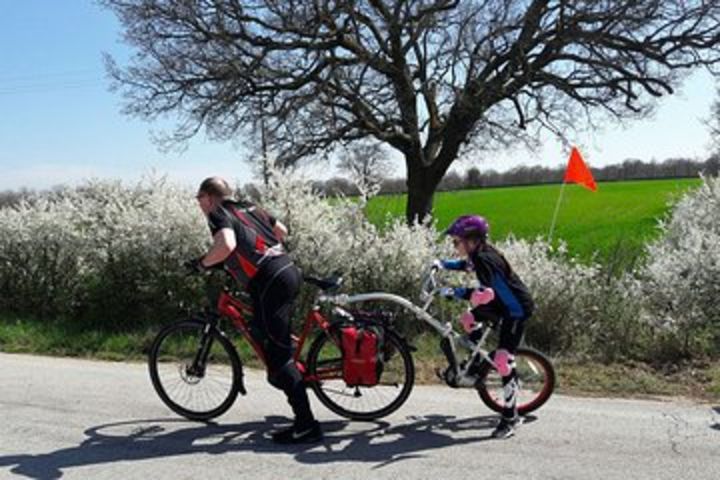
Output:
[476, 347, 555, 415]
[149, 319, 241, 421]
[306, 328, 415, 421]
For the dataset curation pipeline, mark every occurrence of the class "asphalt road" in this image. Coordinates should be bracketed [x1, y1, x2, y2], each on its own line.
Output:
[0, 353, 718, 480]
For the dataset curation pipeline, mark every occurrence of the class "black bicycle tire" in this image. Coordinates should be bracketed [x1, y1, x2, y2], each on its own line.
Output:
[148, 319, 242, 421]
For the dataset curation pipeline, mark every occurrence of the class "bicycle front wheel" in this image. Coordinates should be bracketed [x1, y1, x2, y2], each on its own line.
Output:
[306, 328, 415, 421]
[476, 347, 555, 415]
[149, 319, 241, 421]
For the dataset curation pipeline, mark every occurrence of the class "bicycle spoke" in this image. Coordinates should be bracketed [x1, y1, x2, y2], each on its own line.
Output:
[150, 321, 239, 420]
[309, 328, 414, 420]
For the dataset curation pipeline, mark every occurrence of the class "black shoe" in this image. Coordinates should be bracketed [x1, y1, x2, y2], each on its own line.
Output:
[491, 416, 522, 440]
[271, 420, 323, 444]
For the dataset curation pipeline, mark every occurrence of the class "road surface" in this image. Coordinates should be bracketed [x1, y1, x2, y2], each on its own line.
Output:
[0, 353, 718, 479]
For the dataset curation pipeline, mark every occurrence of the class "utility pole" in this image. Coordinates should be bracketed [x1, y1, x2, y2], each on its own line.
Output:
[260, 96, 270, 187]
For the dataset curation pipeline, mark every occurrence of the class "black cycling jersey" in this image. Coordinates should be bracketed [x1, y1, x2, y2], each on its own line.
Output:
[469, 244, 534, 320]
[207, 200, 283, 288]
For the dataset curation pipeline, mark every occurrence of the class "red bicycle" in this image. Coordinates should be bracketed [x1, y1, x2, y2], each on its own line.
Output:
[150, 265, 554, 423]
[148, 271, 416, 421]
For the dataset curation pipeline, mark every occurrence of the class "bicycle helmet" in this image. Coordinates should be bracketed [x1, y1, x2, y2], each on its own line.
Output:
[445, 215, 489, 239]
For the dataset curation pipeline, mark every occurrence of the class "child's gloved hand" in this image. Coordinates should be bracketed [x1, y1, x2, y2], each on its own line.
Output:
[470, 288, 495, 307]
[439, 287, 455, 298]
[459, 310, 476, 333]
[440, 286, 471, 300]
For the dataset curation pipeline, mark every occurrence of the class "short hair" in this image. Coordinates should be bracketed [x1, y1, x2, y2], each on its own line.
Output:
[198, 177, 233, 200]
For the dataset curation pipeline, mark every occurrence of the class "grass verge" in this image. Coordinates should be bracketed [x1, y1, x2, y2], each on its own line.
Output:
[0, 314, 260, 365]
[2, 315, 718, 401]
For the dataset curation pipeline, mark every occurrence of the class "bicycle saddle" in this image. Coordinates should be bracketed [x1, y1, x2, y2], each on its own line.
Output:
[303, 274, 343, 291]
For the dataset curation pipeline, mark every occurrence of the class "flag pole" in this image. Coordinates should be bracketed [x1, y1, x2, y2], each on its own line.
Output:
[548, 181, 567, 244]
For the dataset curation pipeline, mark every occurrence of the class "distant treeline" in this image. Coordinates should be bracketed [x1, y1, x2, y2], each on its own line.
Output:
[0, 188, 34, 210]
[3, 155, 719, 208]
[313, 154, 720, 197]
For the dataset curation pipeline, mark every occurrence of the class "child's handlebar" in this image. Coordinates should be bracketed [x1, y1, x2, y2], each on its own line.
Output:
[419, 264, 441, 302]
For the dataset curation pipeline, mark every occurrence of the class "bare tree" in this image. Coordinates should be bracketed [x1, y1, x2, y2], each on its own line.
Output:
[103, 0, 720, 222]
[466, 167, 482, 188]
[711, 86, 720, 152]
[706, 154, 720, 176]
[0, 189, 32, 209]
[237, 95, 274, 186]
[437, 170, 464, 191]
[337, 141, 394, 195]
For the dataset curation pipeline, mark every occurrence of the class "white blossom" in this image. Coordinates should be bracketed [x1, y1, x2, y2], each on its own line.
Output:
[1, 168, 717, 357]
[636, 175, 720, 336]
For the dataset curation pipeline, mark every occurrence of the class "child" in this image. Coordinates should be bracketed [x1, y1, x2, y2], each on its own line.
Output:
[440, 215, 534, 439]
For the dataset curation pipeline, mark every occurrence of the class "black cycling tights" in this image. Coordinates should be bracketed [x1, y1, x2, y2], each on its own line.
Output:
[474, 306, 527, 420]
[249, 257, 315, 427]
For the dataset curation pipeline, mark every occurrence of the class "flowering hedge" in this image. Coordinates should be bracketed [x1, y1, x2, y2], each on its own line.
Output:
[262, 174, 447, 291]
[0, 171, 717, 359]
[0, 178, 208, 328]
[636, 175, 720, 356]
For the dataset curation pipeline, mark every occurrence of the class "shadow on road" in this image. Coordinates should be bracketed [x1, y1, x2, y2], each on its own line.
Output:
[0, 413, 533, 479]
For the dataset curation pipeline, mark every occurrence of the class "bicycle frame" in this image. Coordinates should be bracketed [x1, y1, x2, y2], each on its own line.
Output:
[215, 289, 338, 382]
[213, 267, 496, 388]
[316, 268, 498, 386]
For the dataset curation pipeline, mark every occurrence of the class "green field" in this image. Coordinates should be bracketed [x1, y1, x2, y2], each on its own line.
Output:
[366, 178, 701, 263]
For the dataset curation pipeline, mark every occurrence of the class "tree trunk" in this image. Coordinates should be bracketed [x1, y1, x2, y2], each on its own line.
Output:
[405, 162, 442, 224]
[404, 124, 466, 224]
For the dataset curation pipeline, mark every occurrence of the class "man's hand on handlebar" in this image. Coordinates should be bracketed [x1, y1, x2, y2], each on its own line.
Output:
[184, 257, 207, 274]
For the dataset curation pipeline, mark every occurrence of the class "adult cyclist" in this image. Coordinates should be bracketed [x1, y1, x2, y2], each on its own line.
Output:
[191, 176, 322, 444]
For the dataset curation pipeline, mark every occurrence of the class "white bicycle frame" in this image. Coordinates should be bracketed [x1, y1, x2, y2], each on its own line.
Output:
[317, 267, 498, 384]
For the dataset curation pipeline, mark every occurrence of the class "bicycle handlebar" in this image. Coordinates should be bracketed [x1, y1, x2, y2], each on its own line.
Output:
[419, 265, 440, 302]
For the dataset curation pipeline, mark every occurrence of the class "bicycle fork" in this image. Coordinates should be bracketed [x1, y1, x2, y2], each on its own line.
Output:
[188, 316, 247, 395]
[187, 322, 214, 377]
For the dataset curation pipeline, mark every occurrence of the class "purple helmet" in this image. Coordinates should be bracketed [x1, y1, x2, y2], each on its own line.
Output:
[445, 215, 489, 239]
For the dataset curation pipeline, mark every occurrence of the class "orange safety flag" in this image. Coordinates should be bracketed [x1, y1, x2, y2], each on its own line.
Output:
[564, 147, 597, 192]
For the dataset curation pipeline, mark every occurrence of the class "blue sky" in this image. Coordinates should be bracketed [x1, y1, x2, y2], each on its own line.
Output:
[1, 1, 718, 191]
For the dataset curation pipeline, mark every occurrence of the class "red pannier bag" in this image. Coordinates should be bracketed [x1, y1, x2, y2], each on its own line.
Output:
[341, 326, 382, 386]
